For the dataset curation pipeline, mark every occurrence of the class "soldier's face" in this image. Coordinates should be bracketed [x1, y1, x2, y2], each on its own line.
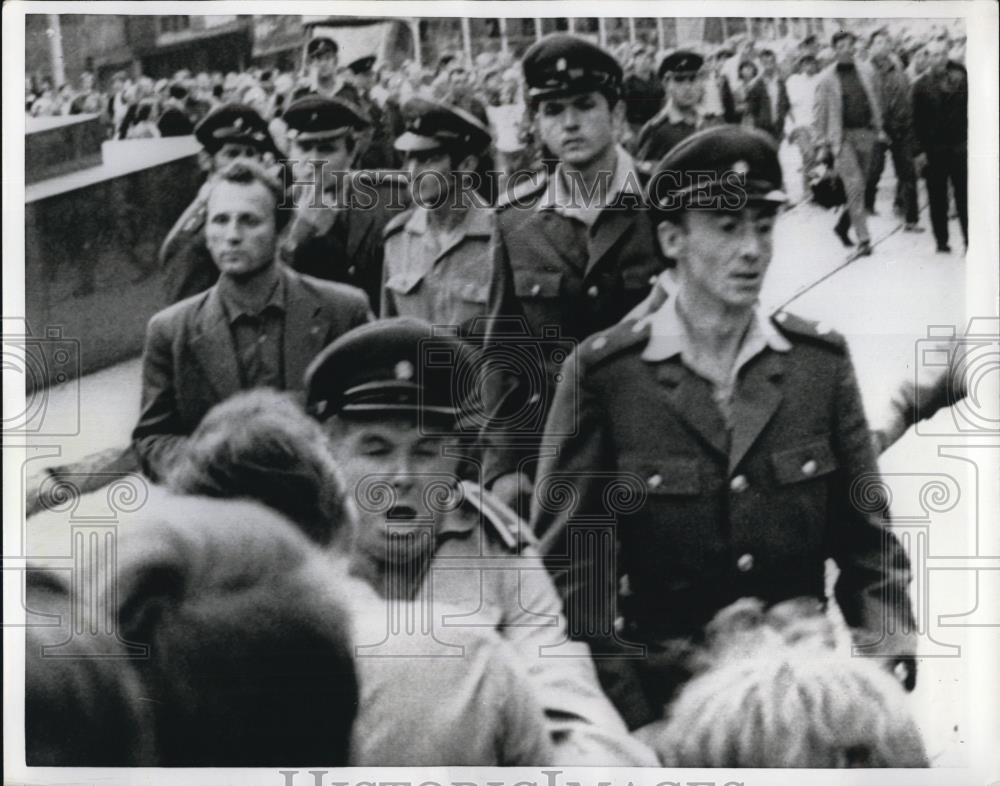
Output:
[662, 206, 777, 309]
[535, 91, 619, 168]
[325, 417, 460, 557]
[290, 136, 353, 186]
[212, 143, 262, 169]
[405, 148, 461, 206]
[667, 73, 704, 109]
[205, 180, 278, 279]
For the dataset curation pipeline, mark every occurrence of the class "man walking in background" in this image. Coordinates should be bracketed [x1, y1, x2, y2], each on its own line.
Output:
[813, 30, 887, 256]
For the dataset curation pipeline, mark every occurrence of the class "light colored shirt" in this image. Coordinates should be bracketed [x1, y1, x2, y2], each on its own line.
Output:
[381, 203, 494, 327]
[786, 71, 821, 128]
[539, 145, 642, 228]
[641, 296, 791, 424]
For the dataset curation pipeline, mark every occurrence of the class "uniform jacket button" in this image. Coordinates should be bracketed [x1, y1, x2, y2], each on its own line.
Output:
[730, 474, 749, 493]
[647, 473, 663, 489]
[801, 459, 818, 476]
[530, 283, 541, 296]
[737, 553, 755, 572]
[587, 285, 599, 298]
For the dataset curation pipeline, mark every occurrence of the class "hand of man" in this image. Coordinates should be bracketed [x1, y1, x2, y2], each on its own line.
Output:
[490, 472, 534, 519]
[891, 656, 918, 692]
[914, 152, 928, 175]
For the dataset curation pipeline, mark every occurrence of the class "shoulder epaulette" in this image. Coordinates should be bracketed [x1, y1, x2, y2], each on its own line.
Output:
[580, 318, 651, 367]
[382, 206, 414, 239]
[459, 480, 535, 550]
[771, 310, 847, 351]
[496, 169, 548, 210]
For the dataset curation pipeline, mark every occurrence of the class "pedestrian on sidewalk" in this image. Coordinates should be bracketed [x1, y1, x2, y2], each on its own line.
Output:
[912, 39, 968, 254]
[864, 28, 923, 234]
[813, 30, 888, 256]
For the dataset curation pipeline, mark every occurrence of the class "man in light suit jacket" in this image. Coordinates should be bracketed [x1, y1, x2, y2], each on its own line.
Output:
[812, 30, 887, 255]
[133, 159, 371, 481]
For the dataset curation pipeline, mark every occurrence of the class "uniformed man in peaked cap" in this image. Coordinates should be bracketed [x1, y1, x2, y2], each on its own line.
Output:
[160, 103, 279, 304]
[381, 97, 495, 332]
[634, 49, 706, 162]
[280, 95, 405, 311]
[531, 125, 918, 729]
[336, 53, 397, 169]
[304, 317, 658, 766]
[481, 34, 666, 513]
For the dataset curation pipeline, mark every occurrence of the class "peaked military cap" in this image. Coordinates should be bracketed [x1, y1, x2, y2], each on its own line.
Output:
[306, 36, 338, 59]
[347, 54, 377, 75]
[394, 96, 491, 154]
[305, 317, 476, 424]
[657, 49, 705, 79]
[522, 34, 623, 100]
[283, 95, 370, 142]
[194, 103, 275, 154]
[647, 124, 787, 211]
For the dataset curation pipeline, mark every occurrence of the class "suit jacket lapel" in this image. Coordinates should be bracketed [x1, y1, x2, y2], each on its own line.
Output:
[585, 206, 636, 278]
[190, 287, 241, 401]
[344, 206, 374, 263]
[282, 268, 327, 390]
[654, 362, 729, 460]
[728, 351, 784, 474]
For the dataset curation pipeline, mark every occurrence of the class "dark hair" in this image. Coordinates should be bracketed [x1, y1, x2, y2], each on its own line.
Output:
[25, 574, 155, 765]
[94, 496, 360, 765]
[167, 389, 352, 546]
[868, 27, 890, 46]
[169, 83, 189, 100]
[206, 158, 290, 231]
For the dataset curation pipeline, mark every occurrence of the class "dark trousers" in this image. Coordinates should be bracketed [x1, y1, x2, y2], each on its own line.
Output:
[924, 146, 968, 248]
[866, 135, 919, 224]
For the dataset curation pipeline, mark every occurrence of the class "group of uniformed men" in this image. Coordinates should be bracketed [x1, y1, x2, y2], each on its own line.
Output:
[133, 30, 940, 757]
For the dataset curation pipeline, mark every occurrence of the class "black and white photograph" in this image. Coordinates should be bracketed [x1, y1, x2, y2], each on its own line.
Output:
[3, 2, 999, 783]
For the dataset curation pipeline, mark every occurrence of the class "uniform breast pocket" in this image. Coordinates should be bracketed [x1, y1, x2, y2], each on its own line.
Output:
[513, 268, 562, 300]
[455, 280, 489, 305]
[770, 436, 838, 485]
[385, 271, 425, 296]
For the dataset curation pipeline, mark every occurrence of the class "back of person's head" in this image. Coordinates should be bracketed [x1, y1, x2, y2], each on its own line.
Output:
[167, 389, 353, 547]
[650, 597, 927, 768]
[25, 572, 155, 765]
[655, 652, 928, 767]
[93, 495, 359, 765]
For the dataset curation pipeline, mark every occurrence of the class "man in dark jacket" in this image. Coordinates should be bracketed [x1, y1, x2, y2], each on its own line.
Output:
[133, 159, 371, 481]
[532, 125, 917, 729]
[864, 28, 923, 232]
[912, 39, 968, 253]
[744, 48, 791, 142]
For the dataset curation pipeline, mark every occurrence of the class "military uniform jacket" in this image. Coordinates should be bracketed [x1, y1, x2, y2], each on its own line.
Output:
[159, 186, 219, 305]
[280, 171, 409, 312]
[381, 203, 494, 332]
[481, 164, 664, 484]
[531, 312, 916, 723]
[355, 481, 657, 766]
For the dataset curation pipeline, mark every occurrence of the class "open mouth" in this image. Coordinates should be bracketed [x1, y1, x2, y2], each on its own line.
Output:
[386, 505, 419, 521]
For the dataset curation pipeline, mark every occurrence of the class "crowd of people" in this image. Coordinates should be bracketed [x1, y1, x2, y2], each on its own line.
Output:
[24, 18, 972, 770]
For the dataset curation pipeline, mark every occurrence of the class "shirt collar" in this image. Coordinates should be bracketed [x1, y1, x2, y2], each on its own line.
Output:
[539, 145, 641, 224]
[641, 295, 791, 363]
[404, 203, 493, 240]
[218, 268, 285, 323]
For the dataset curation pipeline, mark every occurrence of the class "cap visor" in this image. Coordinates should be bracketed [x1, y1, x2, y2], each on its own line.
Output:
[394, 132, 444, 153]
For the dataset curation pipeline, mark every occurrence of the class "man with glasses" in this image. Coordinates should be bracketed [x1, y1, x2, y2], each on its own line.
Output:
[634, 50, 705, 162]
